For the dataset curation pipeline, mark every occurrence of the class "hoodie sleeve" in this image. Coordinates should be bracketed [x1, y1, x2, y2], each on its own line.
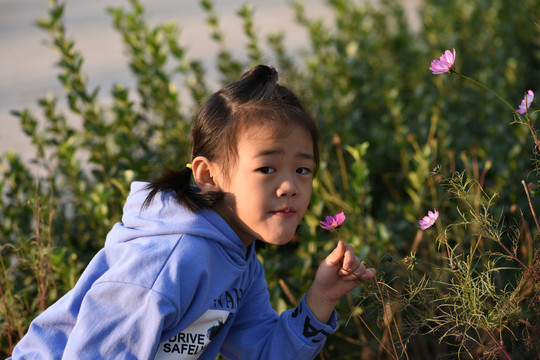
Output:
[219, 260, 337, 360]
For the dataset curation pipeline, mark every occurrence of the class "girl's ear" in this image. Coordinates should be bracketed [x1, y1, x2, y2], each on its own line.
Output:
[192, 156, 221, 192]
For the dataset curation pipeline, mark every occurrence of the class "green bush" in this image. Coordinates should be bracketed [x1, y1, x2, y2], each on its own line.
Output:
[1, 0, 539, 358]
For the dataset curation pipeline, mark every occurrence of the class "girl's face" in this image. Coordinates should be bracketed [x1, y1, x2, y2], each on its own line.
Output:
[214, 124, 314, 247]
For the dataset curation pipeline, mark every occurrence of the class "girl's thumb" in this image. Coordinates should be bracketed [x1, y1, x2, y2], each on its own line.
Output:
[326, 240, 345, 266]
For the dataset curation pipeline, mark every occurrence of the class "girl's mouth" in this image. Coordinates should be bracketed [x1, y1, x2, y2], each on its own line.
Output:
[272, 208, 296, 218]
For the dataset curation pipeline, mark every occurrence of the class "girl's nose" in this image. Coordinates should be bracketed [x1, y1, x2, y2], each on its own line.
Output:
[276, 177, 297, 197]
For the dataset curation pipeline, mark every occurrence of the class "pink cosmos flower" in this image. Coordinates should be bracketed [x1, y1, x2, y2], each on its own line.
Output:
[418, 209, 439, 230]
[516, 90, 534, 114]
[320, 212, 346, 230]
[429, 49, 456, 75]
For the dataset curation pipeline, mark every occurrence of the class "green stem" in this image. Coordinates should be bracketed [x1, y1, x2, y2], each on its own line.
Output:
[453, 71, 517, 116]
[454, 71, 540, 149]
[442, 230, 454, 269]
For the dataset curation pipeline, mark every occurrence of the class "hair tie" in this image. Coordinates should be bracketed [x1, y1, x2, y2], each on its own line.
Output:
[186, 163, 192, 170]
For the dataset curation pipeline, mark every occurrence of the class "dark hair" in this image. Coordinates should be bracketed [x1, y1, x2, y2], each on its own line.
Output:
[143, 65, 320, 211]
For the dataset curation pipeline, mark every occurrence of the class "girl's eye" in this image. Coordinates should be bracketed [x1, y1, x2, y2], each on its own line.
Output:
[296, 167, 312, 175]
[258, 166, 276, 174]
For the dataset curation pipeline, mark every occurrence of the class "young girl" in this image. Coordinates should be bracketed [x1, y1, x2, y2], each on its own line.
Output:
[9, 65, 376, 360]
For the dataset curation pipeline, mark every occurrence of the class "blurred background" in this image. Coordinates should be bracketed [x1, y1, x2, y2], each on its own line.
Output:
[0, 0, 335, 161]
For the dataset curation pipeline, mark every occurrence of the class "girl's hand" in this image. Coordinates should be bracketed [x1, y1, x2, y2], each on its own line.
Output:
[305, 241, 376, 323]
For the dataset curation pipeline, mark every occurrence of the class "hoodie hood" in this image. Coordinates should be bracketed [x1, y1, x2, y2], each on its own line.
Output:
[105, 181, 248, 263]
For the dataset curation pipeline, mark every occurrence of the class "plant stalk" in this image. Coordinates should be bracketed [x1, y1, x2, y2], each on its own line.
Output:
[455, 71, 540, 151]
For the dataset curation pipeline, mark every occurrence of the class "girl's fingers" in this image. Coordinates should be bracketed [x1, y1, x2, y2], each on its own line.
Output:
[339, 244, 362, 274]
[339, 262, 376, 281]
[341, 244, 355, 270]
[328, 241, 377, 281]
[341, 264, 364, 280]
[361, 268, 376, 280]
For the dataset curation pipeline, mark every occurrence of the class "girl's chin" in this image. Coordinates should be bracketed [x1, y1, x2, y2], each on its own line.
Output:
[259, 234, 295, 246]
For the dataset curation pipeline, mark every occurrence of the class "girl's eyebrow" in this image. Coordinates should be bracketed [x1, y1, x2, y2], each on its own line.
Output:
[255, 148, 283, 157]
[297, 151, 314, 160]
[255, 148, 314, 160]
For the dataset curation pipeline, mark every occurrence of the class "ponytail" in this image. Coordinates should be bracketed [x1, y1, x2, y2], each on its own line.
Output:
[142, 167, 224, 212]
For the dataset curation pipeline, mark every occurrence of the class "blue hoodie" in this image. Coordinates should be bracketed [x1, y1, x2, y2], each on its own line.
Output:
[9, 182, 337, 360]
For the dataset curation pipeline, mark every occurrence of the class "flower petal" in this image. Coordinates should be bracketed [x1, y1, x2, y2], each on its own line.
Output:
[517, 90, 535, 114]
[418, 209, 439, 230]
[430, 49, 456, 75]
[320, 212, 346, 230]
[335, 212, 346, 225]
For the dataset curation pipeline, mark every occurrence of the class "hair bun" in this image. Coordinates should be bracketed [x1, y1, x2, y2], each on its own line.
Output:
[243, 65, 278, 85]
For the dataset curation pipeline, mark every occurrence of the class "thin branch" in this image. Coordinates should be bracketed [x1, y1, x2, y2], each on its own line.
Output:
[356, 313, 398, 360]
[521, 180, 540, 233]
[485, 329, 513, 360]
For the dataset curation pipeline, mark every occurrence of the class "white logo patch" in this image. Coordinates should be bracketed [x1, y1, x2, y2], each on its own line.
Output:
[154, 309, 230, 359]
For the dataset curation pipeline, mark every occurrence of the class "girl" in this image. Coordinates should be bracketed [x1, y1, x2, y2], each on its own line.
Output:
[9, 65, 376, 360]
